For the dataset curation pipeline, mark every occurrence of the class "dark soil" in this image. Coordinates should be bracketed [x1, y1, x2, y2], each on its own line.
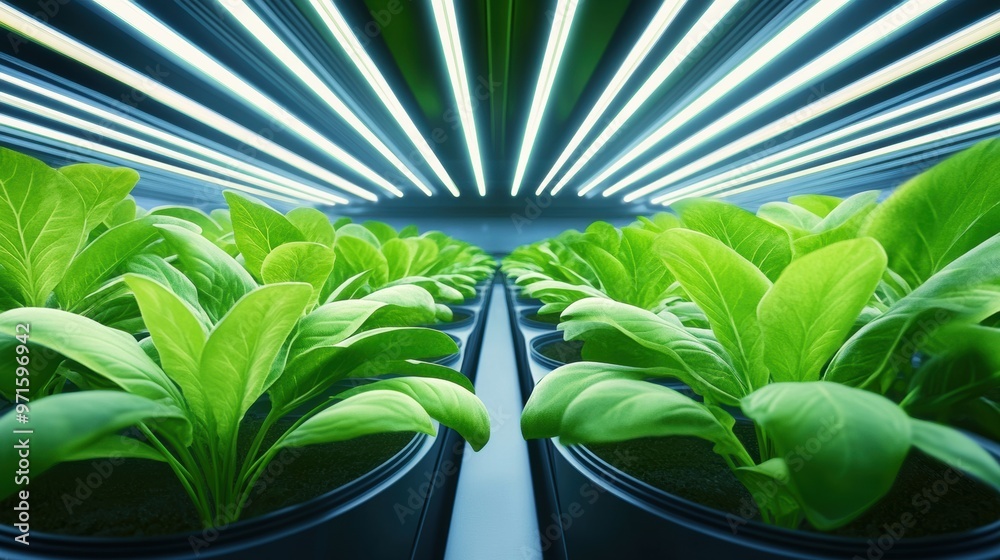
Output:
[524, 311, 561, 326]
[588, 424, 1000, 538]
[537, 339, 584, 365]
[0, 416, 414, 538]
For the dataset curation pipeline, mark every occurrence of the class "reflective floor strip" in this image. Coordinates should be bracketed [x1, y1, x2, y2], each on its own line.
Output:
[444, 281, 541, 560]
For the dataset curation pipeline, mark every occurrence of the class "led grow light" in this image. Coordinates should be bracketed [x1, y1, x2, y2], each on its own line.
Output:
[608, 0, 952, 200]
[432, 0, 488, 196]
[705, 112, 1000, 201]
[652, 70, 1000, 204]
[0, 3, 370, 203]
[510, 0, 579, 197]
[547, 0, 742, 196]
[308, 0, 462, 198]
[220, 0, 437, 197]
[0, 91, 349, 205]
[573, 0, 859, 197]
[91, 1, 405, 198]
[634, 12, 1000, 204]
[0, 114, 302, 204]
[533, 0, 686, 196]
[0, 68, 348, 205]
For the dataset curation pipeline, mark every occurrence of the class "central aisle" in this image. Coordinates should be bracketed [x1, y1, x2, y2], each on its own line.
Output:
[444, 280, 542, 559]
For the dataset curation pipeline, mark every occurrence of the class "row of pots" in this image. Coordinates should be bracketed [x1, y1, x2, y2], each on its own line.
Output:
[0, 282, 494, 560]
[504, 278, 1000, 560]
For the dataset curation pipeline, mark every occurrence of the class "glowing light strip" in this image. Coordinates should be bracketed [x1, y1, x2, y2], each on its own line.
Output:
[0, 91, 349, 205]
[0, 68, 348, 204]
[431, 0, 487, 196]
[533, 0, 686, 196]
[0, 114, 302, 204]
[572, 0, 856, 196]
[632, 13, 1000, 203]
[608, 0, 949, 199]
[309, 0, 461, 197]
[652, 71, 1000, 204]
[510, 0, 579, 196]
[221, 1, 434, 197]
[92, 1, 403, 197]
[696, 113, 1000, 202]
[0, 3, 371, 202]
[547, 0, 741, 195]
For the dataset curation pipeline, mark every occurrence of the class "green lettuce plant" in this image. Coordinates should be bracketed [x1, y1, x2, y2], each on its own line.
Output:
[520, 138, 1000, 531]
[0, 274, 490, 527]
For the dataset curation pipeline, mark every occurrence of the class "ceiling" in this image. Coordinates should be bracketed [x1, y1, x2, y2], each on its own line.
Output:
[0, 0, 998, 218]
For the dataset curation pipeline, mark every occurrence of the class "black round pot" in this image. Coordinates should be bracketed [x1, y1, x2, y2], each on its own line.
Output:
[518, 307, 560, 330]
[543, 436, 1000, 559]
[0, 434, 441, 559]
[430, 307, 476, 331]
[529, 332, 584, 369]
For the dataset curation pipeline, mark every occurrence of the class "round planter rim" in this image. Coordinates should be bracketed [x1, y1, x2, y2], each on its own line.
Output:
[551, 436, 1000, 556]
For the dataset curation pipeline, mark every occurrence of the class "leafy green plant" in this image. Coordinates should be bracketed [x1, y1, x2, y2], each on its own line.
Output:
[224, 192, 494, 314]
[0, 275, 490, 527]
[522, 230, 1000, 529]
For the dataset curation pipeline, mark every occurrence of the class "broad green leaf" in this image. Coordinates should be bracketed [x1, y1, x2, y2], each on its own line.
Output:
[360, 285, 439, 327]
[559, 298, 746, 405]
[261, 242, 336, 305]
[59, 163, 139, 233]
[225, 191, 305, 279]
[333, 235, 389, 287]
[382, 238, 414, 280]
[909, 418, 1000, 490]
[337, 223, 381, 246]
[674, 198, 792, 281]
[104, 197, 137, 228]
[733, 458, 802, 525]
[280, 390, 433, 448]
[792, 191, 879, 257]
[759, 239, 886, 383]
[617, 227, 675, 309]
[635, 212, 681, 233]
[0, 307, 185, 411]
[344, 359, 474, 392]
[399, 224, 420, 238]
[0, 267, 22, 310]
[332, 216, 353, 229]
[862, 138, 1000, 288]
[0, 148, 86, 306]
[200, 283, 312, 440]
[275, 325, 458, 411]
[123, 254, 203, 317]
[788, 194, 842, 217]
[124, 274, 210, 432]
[521, 362, 651, 439]
[557, 379, 750, 462]
[658, 229, 771, 391]
[337, 377, 490, 450]
[148, 206, 225, 240]
[756, 201, 819, 235]
[386, 276, 463, 304]
[0, 391, 186, 499]
[826, 234, 1000, 391]
[363, 220, 398, 245]
[742, 382, 912, 530]
[54, 215, 194, 309]
[63, 434, 166, 463]
[156, 224, 257, 323]
[324, 269, 374, 302]
[286, 207, 336, 246]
